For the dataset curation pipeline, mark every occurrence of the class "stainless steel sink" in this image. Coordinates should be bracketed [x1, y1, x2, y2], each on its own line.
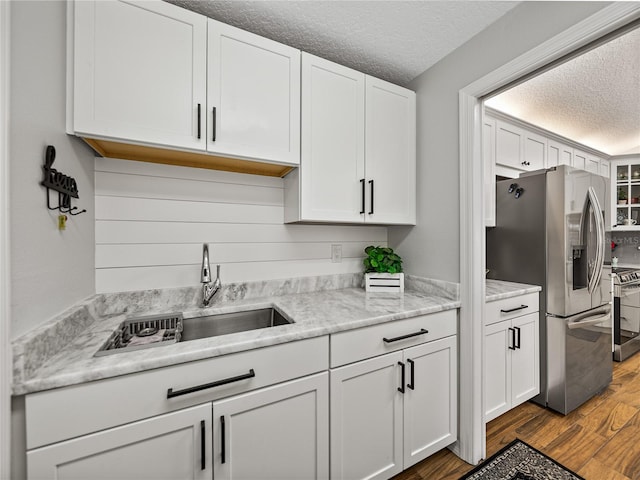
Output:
[181, 307, 293, 341]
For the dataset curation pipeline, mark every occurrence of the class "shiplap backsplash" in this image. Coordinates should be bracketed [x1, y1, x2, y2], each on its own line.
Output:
[95, 158, 388, 293]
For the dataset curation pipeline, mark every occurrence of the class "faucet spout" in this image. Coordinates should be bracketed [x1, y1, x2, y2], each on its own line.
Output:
[201, 244, 221, 307]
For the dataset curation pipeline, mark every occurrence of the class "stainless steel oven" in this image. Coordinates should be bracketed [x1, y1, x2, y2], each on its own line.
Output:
[613, 267, 640, 361]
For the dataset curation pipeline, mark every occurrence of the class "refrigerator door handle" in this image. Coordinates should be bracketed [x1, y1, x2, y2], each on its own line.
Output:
[568, 311, 610, 330]
[584, 186, 605, 294]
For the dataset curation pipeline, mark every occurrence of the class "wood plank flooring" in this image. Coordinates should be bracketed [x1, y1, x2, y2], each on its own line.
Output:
[392, 352, 640, 480]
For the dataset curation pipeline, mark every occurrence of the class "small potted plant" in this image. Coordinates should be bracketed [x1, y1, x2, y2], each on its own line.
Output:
[363, 245, 404, 292]
[618, 188, 628, 205]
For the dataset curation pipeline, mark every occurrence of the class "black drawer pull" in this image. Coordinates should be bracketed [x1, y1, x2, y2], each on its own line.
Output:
[508, 327, 516, 350]
[220, 415, 226, 464]
[200, 420, 206, 470]
[500, 305, 528, 314]
[407, 358, 415, 390]
[514, 326, 521, 349]
[212, 106, 217, 142]
[368, 179, 374, 215]
[167, 369, 255, 398]
[383, 329, 428, 343]
[360, 178, 365, 214]
[197, 103, 201, 139]
[398, 361, 405, 394]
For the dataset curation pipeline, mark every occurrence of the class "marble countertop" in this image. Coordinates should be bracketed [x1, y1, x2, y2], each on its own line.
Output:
[486, 279, 541, 302]
[13, 277, 460, 396]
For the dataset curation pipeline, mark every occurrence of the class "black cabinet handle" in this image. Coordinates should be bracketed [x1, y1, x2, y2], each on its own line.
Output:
[500, 305, 528, 314]
[368, 179, 374, 214]
[220, 415, 226, 464]
[197, 103, 201, 139]
[514, 326, 521, 349]
[407, 359, 415, 390]
[398, 361, 405, 393]
[200, 420, 206, 470]
[212, 106, 217, 142]
[360, 178, 365, 214]
[508, 327, 516, 350]
[383, 329, 428, 343]
[167, 369, 255, 398]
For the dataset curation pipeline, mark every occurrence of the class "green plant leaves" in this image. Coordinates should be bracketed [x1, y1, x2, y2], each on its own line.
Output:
[363, 245, 403, 273]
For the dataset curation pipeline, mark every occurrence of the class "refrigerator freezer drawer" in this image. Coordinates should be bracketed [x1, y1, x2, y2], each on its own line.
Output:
[546, 307, 612, 415]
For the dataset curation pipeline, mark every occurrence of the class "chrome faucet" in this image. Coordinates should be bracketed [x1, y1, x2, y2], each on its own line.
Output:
[201, 244, 221, 307]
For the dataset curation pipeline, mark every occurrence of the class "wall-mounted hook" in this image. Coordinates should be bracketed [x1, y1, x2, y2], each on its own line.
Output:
[508, 183, 518, 193]
[41, 145, 86, 218]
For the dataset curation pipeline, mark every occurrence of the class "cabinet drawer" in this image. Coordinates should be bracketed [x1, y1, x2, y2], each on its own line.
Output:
[330, 310, 456, 368]
[26, 336, 328, 449]
[486, 293, 539, 326]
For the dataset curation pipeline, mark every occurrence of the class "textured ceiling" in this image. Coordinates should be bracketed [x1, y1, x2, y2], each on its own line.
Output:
[166, 1, 639, 157]
[486, 27, 640, 156]
[166, 0, 519, 86]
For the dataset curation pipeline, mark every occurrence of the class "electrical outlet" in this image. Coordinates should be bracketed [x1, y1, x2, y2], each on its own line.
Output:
[331, 244, 342, 263]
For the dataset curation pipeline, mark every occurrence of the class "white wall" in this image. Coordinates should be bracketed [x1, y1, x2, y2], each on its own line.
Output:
[388, 1, 611, 283]
[95, 158, 387, 292]
[9, 0, 95, 340]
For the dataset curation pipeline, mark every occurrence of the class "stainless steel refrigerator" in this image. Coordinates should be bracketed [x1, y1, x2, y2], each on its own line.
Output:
[487, 165, 612, 415]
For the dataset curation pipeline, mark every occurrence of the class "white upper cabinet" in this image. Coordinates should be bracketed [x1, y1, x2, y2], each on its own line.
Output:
[285, 54, 416, 225]
[207, 20, 300, 165]
[71, 0, 207, 150]
[547, 140, 573, 167]
[70, 1, 300, 169]
[295, 53, 365, 222]
[365, 77, 417, 225]
[495, 120, 524, 173]
[483, 116, 497, 227]
[523, 131, 547, 171]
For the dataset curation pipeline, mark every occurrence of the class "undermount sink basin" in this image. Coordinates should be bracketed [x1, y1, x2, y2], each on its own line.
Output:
[181, 307, 293, 342]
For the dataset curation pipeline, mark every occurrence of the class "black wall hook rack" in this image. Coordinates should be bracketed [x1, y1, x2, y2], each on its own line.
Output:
[41, 145, 86, 216]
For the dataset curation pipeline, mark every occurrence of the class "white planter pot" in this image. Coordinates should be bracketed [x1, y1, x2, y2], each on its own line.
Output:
[365, 272, 404, 293]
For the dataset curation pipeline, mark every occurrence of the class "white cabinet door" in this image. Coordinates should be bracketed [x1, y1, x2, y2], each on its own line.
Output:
[484, 116, 497, 227]
[214, 373, 329, 480]
[365, 76, 416, 225]
[207, 20, 300, 165]
[27, 403, 212, 480]
[495, 120, 524, 170]
[523, 131, 547, 171]
[299, 53, 365, 222]
[484, 313, 539, 423]
[548, 140, 573, 167]
[330, 352, 403, 480]
[484, 320, 511, 423]
[72, 0, 207, 150]
[403, 336, 457, 468]
[574, 149, 587, 170]
[585, 155, 601, 174]
[511, 313, 540, 407]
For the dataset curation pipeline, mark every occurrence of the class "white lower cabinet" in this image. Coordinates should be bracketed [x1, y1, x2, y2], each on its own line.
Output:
[27, 403, 213, 480]
[213, 372, 329, 480]
[25, 312, 459, 480]
[330, 352, 404, 480]
[330, 329, 457, 480]
[484, 312, 539, 422]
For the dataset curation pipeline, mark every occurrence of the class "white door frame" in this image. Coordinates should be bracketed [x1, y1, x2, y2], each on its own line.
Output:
[0, 0, 11, 478]
[458, 3, 640, 464]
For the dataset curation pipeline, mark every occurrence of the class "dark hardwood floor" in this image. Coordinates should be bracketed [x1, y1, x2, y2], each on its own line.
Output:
[392, 352, 640, 480]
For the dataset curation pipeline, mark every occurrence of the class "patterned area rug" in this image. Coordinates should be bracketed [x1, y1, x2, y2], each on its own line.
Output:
[459, 439, 585, 480]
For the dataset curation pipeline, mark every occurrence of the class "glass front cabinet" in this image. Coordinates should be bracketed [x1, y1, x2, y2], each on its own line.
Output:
[613, 157, 640, 230]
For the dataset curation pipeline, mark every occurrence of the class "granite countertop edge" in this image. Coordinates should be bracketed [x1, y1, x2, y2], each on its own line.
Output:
[13, 277, 540, 396]
[13, 284, 460, 396]
[486, 279, 542, 302]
